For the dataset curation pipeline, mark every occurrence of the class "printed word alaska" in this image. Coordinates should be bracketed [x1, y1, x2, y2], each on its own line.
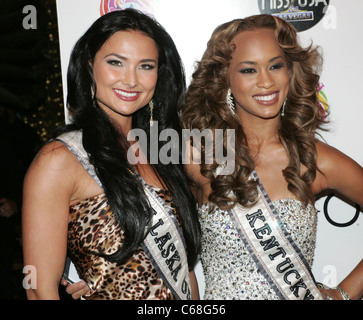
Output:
[148, 213, 191, 299]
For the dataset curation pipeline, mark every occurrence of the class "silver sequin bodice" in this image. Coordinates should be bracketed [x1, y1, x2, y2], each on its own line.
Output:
[199, 199, 318, 300]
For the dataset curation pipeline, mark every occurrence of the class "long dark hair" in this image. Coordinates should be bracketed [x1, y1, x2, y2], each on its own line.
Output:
[57, 9, 200, 266]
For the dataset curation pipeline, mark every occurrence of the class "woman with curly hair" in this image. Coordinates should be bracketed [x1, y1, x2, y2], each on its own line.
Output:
[22, 9, 201, 300]
[182, 14, 363, 300]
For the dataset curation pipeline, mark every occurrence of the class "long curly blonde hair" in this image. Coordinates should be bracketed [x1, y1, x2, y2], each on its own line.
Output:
[181, 14, 326, 210]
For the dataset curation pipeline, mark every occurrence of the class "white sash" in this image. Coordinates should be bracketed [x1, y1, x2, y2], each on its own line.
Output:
[138, 176, 191, 300]
[229, 170, 323, 300]
[56, 131, 191, 300]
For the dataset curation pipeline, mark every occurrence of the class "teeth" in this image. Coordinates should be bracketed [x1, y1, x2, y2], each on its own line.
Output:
[254, 93, 277, 101]
[114, 89, 138, 97]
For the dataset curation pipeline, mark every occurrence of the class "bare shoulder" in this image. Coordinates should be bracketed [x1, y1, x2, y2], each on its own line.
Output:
[315, 140, 361, 171]
[24, 140, 79, 197]
[32, 140, 75, 168]
[315, 140, 363, 205]
[30, 141, 76, 172]
[315, 139, 342, 157]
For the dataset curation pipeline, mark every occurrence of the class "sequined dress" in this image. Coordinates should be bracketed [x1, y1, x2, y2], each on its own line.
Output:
[199, 199, 318, 300]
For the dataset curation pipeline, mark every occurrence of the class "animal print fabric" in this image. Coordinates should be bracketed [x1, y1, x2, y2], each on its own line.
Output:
[67, 189, 177, 300]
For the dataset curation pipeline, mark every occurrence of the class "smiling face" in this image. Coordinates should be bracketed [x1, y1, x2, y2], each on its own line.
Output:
[92, 30, 159, 127]
[228, 28, 289, 121]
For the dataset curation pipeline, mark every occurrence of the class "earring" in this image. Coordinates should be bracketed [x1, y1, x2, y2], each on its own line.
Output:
[281, 98, 287, 117]
[91, 86, 95, 99]
[90, 86, 98, 108]
[149, 100, 154, 127]
[227, 89, 235, 114]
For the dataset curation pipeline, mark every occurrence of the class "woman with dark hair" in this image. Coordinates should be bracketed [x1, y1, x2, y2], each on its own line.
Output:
[22, 9, 201, 300]
[182, 14, 363, 300]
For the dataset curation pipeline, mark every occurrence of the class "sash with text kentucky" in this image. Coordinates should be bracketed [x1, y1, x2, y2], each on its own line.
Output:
[228, 170, 323, 300]
[133, 171, 192, 300]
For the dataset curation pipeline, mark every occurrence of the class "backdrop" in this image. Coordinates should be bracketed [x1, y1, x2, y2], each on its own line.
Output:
[56, 0, 363, 297]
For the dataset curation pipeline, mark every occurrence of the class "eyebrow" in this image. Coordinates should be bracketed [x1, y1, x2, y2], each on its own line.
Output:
[239, 55, 283, 65]
[104, 53, 157, 64]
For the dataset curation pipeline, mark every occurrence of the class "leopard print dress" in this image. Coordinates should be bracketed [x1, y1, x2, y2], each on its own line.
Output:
[57, 131, 178, 300]
[68, 190, 177, 300]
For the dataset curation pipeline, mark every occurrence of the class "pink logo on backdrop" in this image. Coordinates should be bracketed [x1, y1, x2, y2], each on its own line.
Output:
[100, 0, 157, 16]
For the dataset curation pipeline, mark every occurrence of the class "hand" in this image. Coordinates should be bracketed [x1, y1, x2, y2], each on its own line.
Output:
[0, 198, 18, 218]
[319, 288, 343, 300]
[60, 278, 91, 299]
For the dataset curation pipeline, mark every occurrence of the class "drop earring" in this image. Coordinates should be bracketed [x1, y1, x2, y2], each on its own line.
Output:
[226, 89, 235, 114]
[91, 85, 95, 99]
[281, 98, 287, 117]
[90, 85, 97, 107]
[149, 100, 154, 127]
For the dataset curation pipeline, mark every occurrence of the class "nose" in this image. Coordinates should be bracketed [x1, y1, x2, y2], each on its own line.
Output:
[122, 67, 137, 88]
[257, 70, 275, 89]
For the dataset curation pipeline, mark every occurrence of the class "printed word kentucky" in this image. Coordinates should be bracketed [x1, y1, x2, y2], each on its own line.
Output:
[246, 209, 316, 299]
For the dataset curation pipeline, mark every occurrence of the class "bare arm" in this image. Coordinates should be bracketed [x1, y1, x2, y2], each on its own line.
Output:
[22, 142, 75, 299]
[338, 259, 363, 300]
[315, 141, 363, 299]
[315, 141, 363, 207]
[189, 270, 200, 300]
